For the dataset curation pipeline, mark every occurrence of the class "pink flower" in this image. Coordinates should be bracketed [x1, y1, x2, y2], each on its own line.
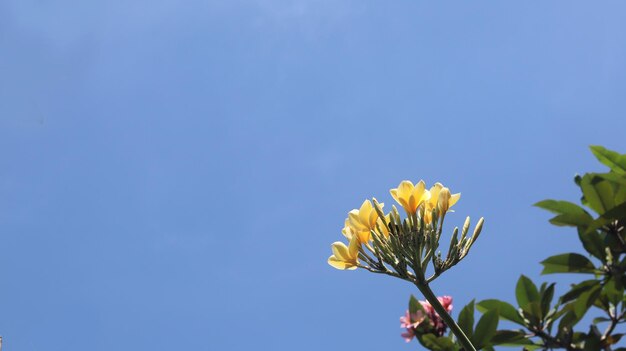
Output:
[400, 310, 426, 329]
[401, 328, 415, 342]
[400, 296, 454, 341]
[438, 296, 453, 313]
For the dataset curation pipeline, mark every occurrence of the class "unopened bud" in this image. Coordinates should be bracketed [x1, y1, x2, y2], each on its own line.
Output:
[470, 217, 484, 245]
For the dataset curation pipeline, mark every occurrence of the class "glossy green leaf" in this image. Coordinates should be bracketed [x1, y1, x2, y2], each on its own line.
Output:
[593, 317, 611, 324]
[457, 300, 474, 340]
[583, 338, 602, 351]
[540, 283, 555, 318]
[600, 202, 626, 222]
[577, 228, 606, 261]
[516, 275, 540, 309]
[473, 309, 499, 349]
[615, 184, 626, 204]
[409, 295, 421, 315]
[557, 309, 578, 337]
[540, 253, 597, 274]
[524, 301, 544, 324]
[590, 145, 626, 175]
[476, 299, 524, 325]
[491, 330, 538, 348]
[573, 284, 602, 319]
[581, 174, 615, 215]
[593, 172, 626, 186]
[420, 335, 456, 351]
[582, 331, 602, 351]
[604, 277, 624, 306]
[534, 200, 593, 227]
[560, 280, 601, 304]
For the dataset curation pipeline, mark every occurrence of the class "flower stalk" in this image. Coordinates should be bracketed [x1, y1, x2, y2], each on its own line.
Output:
[416, 283, 477, 351]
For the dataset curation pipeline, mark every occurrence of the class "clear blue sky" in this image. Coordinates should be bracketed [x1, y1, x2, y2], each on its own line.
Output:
[1, 1, 626, 350]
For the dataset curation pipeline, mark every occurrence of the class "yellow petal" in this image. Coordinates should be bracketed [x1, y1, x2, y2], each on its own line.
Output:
[429, 183, 443, 206]
[359, 200, 373, 226]
[390, 189, 399, 203]
[449, 193, 461, 207]
[438, 188, 451, 212]
[398, 198, 411, 212]
[368, 209, 378, 228]
[342, 219, 354, 239]
[328, 256, 356, 270]
[348, 210, 367, 230]
[423, 211, 432, 224]
[408, 195, 418, 213]
[331, 242, 350, 260]
[422, 190, 432, 204]
[348, 235, 360, 257]
[356, 230, 371, 244]
[413, 180, 426, 198]
[398, 180, 414, 199]
[359, 199, 371, 214]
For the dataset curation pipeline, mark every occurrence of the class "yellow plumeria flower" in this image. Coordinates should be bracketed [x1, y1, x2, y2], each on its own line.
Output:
[390, 180, 431, 214]
[423, 183, 444, 224]
[341, 219, 355, 239]
[346, 199, 383, 243]
[438, 187, 460, 213]
[423, 183, 460, 223]
[328, 234, 360, 270]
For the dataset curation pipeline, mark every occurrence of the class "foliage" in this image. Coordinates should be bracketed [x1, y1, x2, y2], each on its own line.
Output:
[469, 145, 626, 350]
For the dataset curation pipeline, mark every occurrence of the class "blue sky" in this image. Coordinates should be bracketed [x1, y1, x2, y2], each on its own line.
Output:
[1, 1, 626, 350]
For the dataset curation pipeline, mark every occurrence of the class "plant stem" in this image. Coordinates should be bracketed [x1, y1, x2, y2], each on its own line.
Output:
[416, 283, 477, 351]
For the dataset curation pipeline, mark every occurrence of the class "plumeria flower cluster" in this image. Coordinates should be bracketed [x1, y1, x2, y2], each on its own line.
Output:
[400, 296, 453, 342]
[328, 180, 483, 284]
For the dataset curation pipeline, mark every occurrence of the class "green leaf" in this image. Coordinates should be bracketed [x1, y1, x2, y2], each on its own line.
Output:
[578, 228, 606, 261]
[516, 275, 540, 309]
[593, 317, 611, 324]
[557, 309, 578, 337]
[581, 174, 615, 215]
[540, 253, 597, 274]
[491, 330, 538, 348]
[489, 330, 524, 344]
[420, 335, 456, 351]
[573, 284, 602, 319]
[583, 337, 602, 351]
[593, 172, 626, 186]
[582, 330, 602, 351]
[560, 280, 600, 304]
[457, 300, 474, 340]
[476, 299, 524, 325]
[600, 202, 626, 222]
[541, 283, 556, 318]
[472, 309, 499, 349]
[534, 200, 593, 227]
[523, 301, 544, 324]
[409, 295, 421, 315]
[534, 200, 589, 215]
[590, 145, 626, 175]
[615, 184, 626, 204]
[604, 277, 624, 306]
